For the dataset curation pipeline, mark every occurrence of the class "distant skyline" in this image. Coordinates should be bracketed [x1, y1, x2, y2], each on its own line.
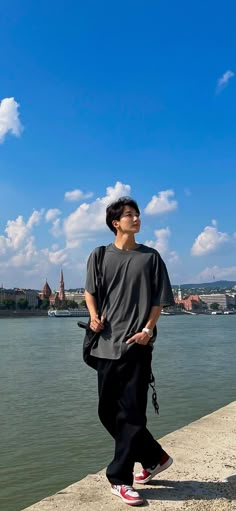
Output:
[1, 1, 236, 288]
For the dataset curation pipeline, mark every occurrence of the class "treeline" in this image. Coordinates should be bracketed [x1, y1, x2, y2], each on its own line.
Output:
[0, 298, 87, 310]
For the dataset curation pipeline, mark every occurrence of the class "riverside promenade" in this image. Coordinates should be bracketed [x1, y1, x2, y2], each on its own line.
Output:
[22, 402, 236, 511]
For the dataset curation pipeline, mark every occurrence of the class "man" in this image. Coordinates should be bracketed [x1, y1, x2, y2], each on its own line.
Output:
[85, 197, 175, 506]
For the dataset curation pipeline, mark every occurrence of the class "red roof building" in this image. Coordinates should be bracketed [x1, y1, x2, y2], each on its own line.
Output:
[175, 294, 202, 311]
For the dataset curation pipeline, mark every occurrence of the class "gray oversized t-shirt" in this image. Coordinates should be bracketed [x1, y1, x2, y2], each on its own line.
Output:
[85, 243, 175, 360]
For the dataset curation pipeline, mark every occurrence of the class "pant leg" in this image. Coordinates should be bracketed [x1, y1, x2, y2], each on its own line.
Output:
[103, 345, 164, 485]
[97, 358, 118, 438]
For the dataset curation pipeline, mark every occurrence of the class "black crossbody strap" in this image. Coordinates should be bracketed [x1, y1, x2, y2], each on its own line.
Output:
[96, 246, 106, 319]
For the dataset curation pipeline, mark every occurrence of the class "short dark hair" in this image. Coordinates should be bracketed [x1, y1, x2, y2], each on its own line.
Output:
[106, 197, 140, 234]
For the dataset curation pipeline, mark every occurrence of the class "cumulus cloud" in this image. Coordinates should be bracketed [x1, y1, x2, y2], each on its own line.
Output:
[64, 181, 131, 242]
[42, 247, 68, 265]
[0, 235, 8, 255]
[196, 265, 236, 282]
[64, 189, 93, 202]
[191, 221, 230, 256]
[50, 218, 63, 238]
[0, 97, 23, 143]
[3, 209, 44, 250]
[10, 237, 38, 267]
[144, 190, 178, 215]
[145, 227, 179, 264]
[27, 209, 44, 229]
[5, 216, 30, 250]
[45, 208, 61, 222]
[216, 70, 234, 94]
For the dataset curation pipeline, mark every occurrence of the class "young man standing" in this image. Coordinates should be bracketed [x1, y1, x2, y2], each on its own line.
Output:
[85, 197, 175, 506]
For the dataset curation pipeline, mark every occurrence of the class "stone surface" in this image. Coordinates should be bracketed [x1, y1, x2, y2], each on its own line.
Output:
[22, 402, 236, 511]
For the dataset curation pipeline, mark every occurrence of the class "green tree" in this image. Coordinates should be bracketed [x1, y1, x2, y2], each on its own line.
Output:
[79, 300, 87, 308]
[66, 300, 79, 309]
[17, 298, 28, 310]
[40, 298, 50, 310]
[210, 302, 220, 310]
[3, 298, 15, 310]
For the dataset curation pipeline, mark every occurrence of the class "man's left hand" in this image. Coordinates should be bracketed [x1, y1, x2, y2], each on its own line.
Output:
[126, 331, 150, 345]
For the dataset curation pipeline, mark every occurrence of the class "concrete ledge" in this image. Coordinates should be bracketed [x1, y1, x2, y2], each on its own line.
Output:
[22, 402, 236, 511]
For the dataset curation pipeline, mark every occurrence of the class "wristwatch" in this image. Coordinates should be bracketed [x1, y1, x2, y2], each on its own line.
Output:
[142, 327, 153, 338]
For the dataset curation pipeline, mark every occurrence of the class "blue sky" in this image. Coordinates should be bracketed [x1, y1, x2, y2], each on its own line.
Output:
[0, 0, 236, 290]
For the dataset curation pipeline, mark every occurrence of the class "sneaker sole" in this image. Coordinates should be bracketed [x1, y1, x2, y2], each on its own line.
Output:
[134, 456, 173, 484]
[111, 487, 144, 506]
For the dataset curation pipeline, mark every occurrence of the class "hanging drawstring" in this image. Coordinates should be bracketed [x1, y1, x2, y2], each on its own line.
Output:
[149, 371, 159, 414]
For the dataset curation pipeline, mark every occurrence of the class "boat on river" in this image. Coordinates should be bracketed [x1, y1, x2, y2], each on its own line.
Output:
[48, 309, 89, 318]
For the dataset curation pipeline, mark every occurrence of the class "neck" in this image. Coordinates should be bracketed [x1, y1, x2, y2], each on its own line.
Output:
[114, 234, 138, 251]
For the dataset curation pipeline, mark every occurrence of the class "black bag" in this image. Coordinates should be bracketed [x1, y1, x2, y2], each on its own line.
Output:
[78, 246, 106, 370]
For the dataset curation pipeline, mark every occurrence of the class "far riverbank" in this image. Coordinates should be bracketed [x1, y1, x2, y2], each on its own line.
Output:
[0, 310, 48, 318]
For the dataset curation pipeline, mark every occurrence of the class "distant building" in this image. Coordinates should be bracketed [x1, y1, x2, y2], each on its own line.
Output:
[39, 281, 51, 300]
[227, 294, 236, 307]
[39, 270, 69, 309]
[175, 294, 202, 311]
[21, 289, 39, 308]
[178, 285, 182, 301]
[199, 293, 234, 310]
[0, 288, 38, 308]
[0, 288, 15, 303]
[65, 291, 85, 304]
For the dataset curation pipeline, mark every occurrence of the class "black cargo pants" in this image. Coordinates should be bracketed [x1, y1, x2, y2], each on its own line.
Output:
[97, 343, 165, 486]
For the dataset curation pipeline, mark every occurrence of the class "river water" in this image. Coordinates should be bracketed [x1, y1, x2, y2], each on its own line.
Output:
[0, 315, 235, 511]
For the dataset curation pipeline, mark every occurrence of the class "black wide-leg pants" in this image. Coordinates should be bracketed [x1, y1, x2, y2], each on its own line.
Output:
[97, 344, 165, 486]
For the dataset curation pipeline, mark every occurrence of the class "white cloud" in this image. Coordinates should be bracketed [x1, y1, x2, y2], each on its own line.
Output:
[42, 248, 68, 265]
[64, 189, 94, 201]
[191, 221, 230, 256]
[4, 209, 44, 250]
[50, 218, 63, 238]
[27, 209, 44, 229]
[45, 208, 61, 222]
[144, 190, 178, 215]
[145, 227, 179, 265]
[10, 237, 38, 267]
[0, 97, 23, 143]
[5, 216, 29, 249]
[64, 181, 131, 242]
[0, 235, 8, 255]
[66, 239, 80, 249]
[216, 70, 234, 93]
[196, 265, 236, 282]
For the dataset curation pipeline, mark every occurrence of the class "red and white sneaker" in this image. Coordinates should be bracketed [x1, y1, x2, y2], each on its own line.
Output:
[111, 484, 144, 506]
[134, 453, 173, 484]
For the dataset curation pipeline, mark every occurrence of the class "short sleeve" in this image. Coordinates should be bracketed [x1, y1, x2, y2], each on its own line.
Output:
[151, 253, 175, 307]
[85, 250, 97, 295]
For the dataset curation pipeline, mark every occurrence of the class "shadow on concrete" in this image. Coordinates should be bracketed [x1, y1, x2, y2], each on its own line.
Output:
[139, 478, 236, 502]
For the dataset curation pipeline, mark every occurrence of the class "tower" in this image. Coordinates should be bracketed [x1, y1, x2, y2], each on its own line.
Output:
[59, 269, 66, 307]
[42, 280, 52, 299]
[178, 285, 182, 301]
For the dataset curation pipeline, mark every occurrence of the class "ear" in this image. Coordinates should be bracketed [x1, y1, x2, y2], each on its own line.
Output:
[112, 219, 119, 229]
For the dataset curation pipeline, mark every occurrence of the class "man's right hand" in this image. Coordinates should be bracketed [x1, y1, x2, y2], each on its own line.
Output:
[90, 315, 105, 333]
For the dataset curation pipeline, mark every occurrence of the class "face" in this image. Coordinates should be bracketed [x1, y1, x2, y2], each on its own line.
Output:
[112, 206, 141, 234]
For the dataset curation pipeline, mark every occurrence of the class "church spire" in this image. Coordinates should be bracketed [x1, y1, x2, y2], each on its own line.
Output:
[59, 268, 66, 305]
[178, 285, 182, 301]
